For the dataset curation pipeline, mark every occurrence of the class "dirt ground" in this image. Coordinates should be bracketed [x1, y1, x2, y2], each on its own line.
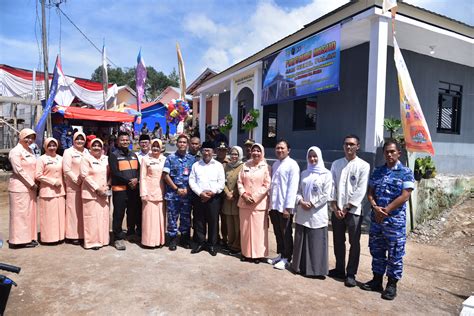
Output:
[0, 177, 472, 315]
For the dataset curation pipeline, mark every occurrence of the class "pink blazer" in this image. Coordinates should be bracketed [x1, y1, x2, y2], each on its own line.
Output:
[237, 160, 271, 210]
[36, 154, 65, 198]
[63, 147, 87, 192]
[8, 143, 36, 192]
[80, 154, 109, 200]
[140, 155, 166, 201]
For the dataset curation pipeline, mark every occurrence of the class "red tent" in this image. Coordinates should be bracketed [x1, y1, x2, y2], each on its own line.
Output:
[53, 106, 135, 122]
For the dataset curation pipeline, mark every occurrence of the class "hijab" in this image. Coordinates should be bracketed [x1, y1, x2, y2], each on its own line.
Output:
[19, 128, 36, 141]
[89, 138, 104, 159]
[73, 131, 86, 151]
[43, 137, 58, 157]
[303, 146, 330, 201]
[306, 146, 328, 174]
[250, 143, 265, 164]
[227, 146, 243, 168]
[150, 138, 162, 157]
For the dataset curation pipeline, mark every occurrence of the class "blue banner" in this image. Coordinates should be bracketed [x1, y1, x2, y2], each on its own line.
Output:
[261, 25, 340, 105]
[35, 56, 60, 147]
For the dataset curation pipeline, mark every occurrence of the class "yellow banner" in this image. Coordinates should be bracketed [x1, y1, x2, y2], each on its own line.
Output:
[394, 37, 434, 155]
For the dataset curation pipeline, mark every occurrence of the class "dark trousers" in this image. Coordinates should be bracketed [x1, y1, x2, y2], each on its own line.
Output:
[269, 210, 294, 260]
[192, 195, 221, 247]
[331, 212, 362, 277]
[112, 189, 141, 240]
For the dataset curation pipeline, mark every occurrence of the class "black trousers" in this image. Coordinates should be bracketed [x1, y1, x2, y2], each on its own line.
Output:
[331, 212, 362, 277]
[269, 210, 294, 260]
[112, 188, 141, 240]
[192, 195, 221, 247]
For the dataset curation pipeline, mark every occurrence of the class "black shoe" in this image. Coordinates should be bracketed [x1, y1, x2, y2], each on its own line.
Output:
[381, 277, 398, 300]
[361, 273, 384, 292]
[179, 234, 191, 249]
[328, 269, 346, 279]
[191, 244, 204, 254]
[240, 255, 248, 262]
[91, 246, 100, 251]
[31, 240, 39, 246]
[344, 275, 357, 287]
[168, 236, 178, 251]
[253, 258, 261, 264]
[228, 249, 241, 256]
[208, 246, 217, 256]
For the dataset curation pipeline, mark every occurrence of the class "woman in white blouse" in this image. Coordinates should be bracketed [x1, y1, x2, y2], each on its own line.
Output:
[291, 146, 333, 278]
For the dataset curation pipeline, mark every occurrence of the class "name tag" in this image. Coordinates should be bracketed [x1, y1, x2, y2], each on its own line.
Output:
[93, 162, 99, 165]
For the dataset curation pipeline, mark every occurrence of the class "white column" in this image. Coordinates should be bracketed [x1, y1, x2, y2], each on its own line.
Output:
[365, 16, 388, 153]
[253, 66, 263, 144]
[229, 79, 238, 146]
[199, 92, 206, 141]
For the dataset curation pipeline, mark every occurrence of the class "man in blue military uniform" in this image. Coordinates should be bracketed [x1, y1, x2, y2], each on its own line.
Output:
[361, 140, 414, 300]
[163, 134, 195, 251]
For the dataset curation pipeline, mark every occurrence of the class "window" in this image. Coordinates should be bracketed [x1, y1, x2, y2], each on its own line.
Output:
[293, 97, 317, 131]
[437, 81, 462, 134]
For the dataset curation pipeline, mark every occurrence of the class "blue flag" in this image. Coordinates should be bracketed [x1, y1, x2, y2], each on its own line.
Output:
[35, 55, 61, 147]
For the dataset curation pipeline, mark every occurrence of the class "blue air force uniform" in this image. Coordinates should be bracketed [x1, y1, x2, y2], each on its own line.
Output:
[368, 161, 414, 280]
[163, 152, 196, 237]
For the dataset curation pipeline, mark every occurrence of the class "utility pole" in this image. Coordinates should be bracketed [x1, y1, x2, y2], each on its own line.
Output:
[41, 0, 52, 136]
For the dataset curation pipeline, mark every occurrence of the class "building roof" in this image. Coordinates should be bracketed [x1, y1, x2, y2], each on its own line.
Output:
[198, 0, 473, 91]
[186, 68, 218, 95]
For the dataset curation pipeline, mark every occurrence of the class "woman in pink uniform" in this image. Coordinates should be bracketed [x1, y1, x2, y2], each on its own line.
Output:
[8, 128, 38, 248]
[36, 137, 66, 244]
[80, 138, 110, 250]
[140, 138, 166, 248]
[63, 131, 87, 244]
[237, 143, 271, 263]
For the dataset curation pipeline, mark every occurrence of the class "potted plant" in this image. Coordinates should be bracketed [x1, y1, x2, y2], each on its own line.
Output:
[383, 117, 405, 146]
[422, 156, 436, 179]
[242, 109, 260, 139]
[414, 158, 424, 181]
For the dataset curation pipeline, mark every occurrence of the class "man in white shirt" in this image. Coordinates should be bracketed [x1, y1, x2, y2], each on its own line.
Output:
[137, 134, 150, 158]
[329, 135, 370, 287]
[189, 141, 225, 256]
[268, 140, 300, 270]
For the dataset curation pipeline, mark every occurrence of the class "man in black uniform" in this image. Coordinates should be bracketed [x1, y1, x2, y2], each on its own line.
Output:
[109, 131, 141, 250]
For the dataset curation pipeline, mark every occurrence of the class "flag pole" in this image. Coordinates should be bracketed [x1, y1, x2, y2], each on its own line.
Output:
[41, 0, 52, 137]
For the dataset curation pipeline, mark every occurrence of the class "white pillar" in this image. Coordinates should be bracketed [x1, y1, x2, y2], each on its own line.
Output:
[229, 80, 238, 146]
[253, 66, 263, 144]
[199, 93, 206, 141]
[365, 16, 388, 153]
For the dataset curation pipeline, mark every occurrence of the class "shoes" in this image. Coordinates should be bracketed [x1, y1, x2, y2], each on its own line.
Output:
[114, 240, 126, 251]
[228, 249, 241, 256]
[267, 254, 282, 265]
[91, 246, 100, 251]
[191, 244, 204, 254]
[127, 234, 140, 244]
[179, 234, 191, 249]
[31, 240, 39, 247]
[360, 273, 384, 292]
[208, 246, 217, 256]
[273, 258, 289, 270]
[169, 236, 177, 251]
[344, 275, 357, 287]
[328, 269, 346, 279]
[381, 277, 398, 300]
[253, 258, 261, 264]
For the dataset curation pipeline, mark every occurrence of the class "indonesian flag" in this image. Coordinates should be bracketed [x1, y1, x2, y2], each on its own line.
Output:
[393, 37, 434, 155]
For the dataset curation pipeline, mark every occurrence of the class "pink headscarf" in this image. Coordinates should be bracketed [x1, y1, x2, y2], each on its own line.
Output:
[19, 128, 36, 141]
[43, 137, 58, 150]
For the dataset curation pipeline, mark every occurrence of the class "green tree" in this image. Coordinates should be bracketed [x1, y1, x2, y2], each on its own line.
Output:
[91, 65, 181, 102]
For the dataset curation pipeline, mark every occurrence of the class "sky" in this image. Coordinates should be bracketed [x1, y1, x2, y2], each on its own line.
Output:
[0, 0, 472, 85]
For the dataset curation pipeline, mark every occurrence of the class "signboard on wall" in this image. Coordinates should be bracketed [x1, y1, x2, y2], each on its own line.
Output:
[261, 25, 340, 105]
[233, 72, 254, 93]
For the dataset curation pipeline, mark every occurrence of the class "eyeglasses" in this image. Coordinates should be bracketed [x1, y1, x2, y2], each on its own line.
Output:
[344, 142, 358, 147]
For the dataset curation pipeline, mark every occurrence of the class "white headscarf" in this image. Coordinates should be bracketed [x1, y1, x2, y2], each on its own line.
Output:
[228, 146, 243, 168]
[303, 146, 330, 201]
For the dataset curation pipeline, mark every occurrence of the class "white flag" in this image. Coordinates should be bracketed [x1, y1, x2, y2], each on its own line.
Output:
[383, 0, 397, 13]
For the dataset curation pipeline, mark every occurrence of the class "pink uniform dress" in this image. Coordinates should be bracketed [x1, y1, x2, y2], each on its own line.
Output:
[80, 153, 110, 249]
[36, 153, 66, 243]
[63, 146, 87, 239]
[140, 155, 166, 247]
[237, 156, 271, 259]
[8, 142, 37, 244]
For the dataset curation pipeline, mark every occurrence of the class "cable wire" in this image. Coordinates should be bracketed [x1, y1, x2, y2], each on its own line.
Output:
[55, 5, 119, 68]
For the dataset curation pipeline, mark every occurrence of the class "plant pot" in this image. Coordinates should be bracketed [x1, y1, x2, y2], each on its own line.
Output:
[414, 170, 422, 181]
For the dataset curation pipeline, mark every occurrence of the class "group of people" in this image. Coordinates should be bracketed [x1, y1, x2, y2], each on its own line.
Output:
[7, 127, 414, 301]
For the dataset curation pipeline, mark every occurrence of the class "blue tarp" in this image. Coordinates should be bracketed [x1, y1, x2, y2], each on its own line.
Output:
[133, 102, 176, 136]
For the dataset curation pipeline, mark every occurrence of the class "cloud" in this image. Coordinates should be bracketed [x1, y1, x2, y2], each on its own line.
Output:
[184, 0, 349, 74]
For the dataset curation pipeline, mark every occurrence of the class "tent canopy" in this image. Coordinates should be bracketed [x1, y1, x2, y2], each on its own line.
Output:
[129, 102, 176, 135]
[54, 106, 135, 122]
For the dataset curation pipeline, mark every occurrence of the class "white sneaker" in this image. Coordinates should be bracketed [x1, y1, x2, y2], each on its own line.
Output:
[273, 258, 288, 270]
[266, 254, 281, 265]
